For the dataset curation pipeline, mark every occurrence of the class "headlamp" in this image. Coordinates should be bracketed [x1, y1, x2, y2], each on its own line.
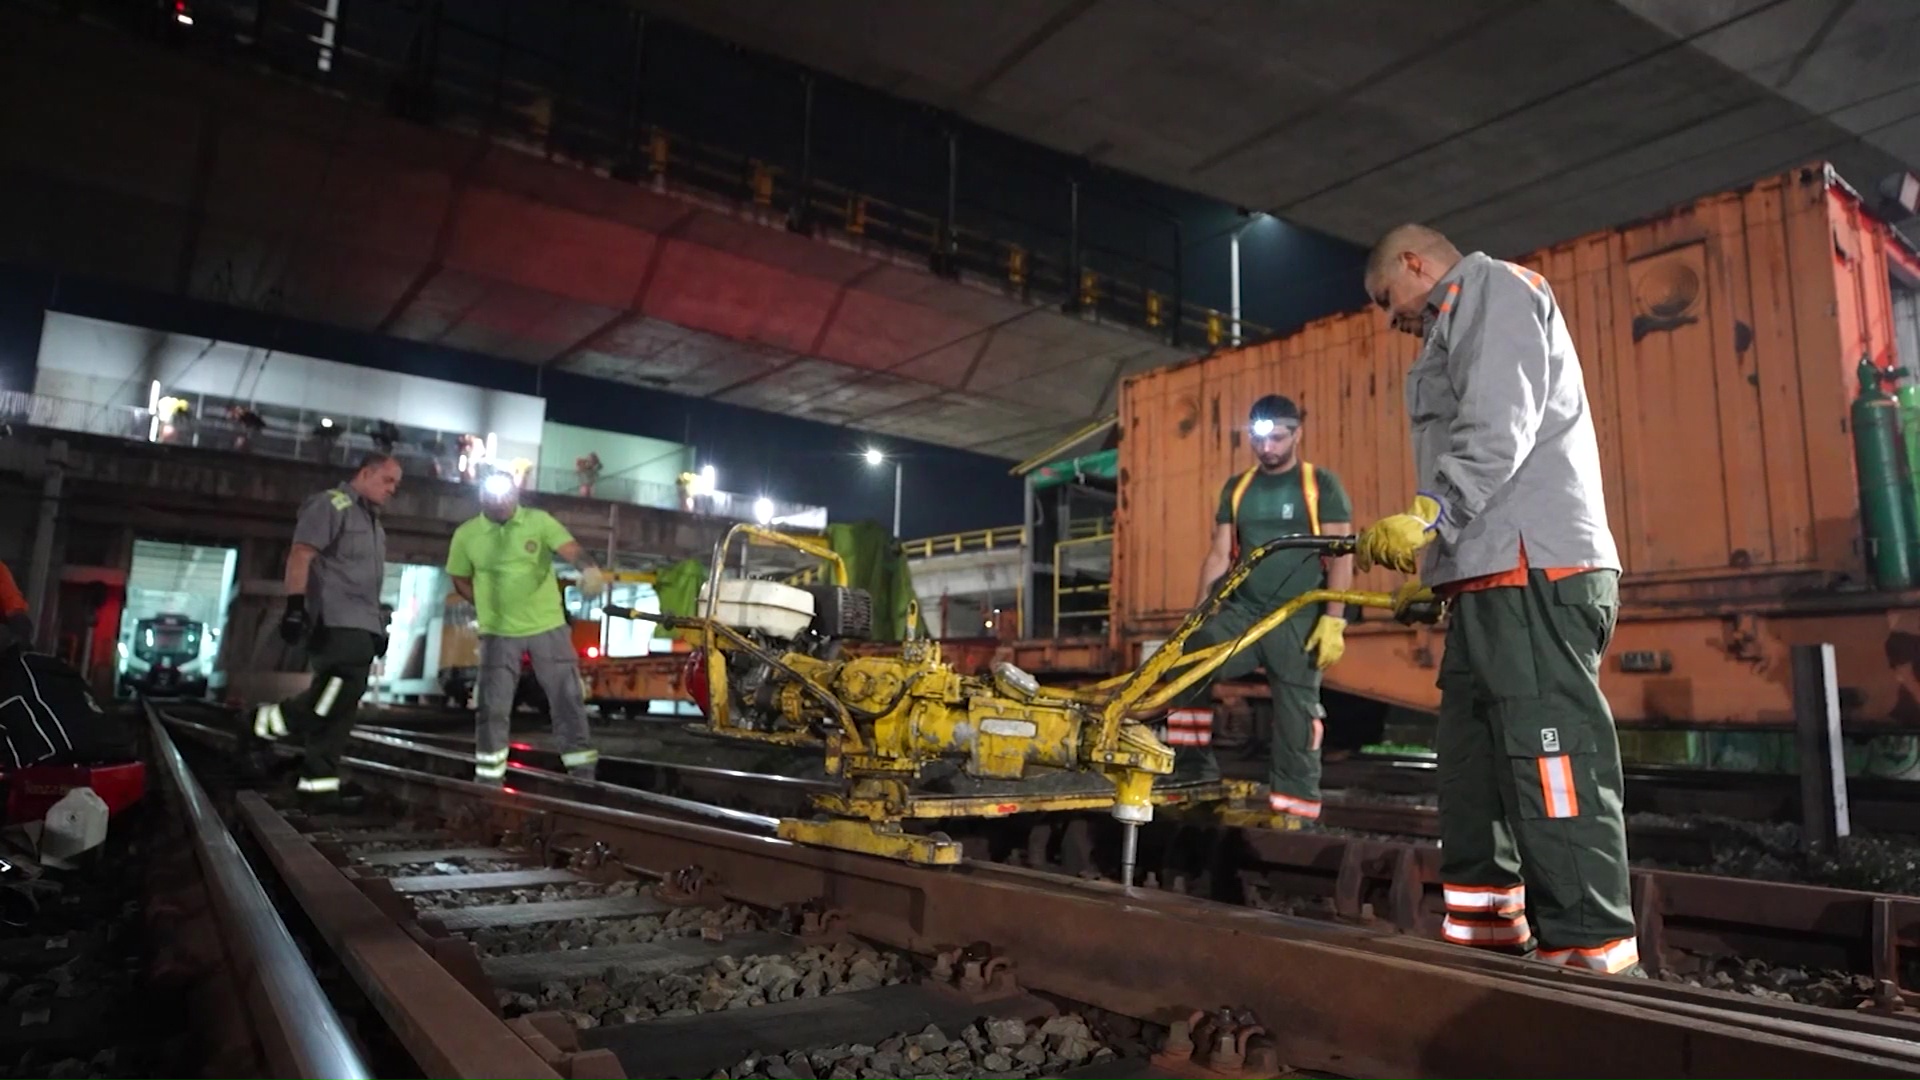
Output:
[480, 472, 516, 499]
[1250, 418, 1277, 438]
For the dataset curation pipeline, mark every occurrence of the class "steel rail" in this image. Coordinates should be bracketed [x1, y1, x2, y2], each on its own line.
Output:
[339, 754, 1920, 1078]
[143, 701, 374, 1080]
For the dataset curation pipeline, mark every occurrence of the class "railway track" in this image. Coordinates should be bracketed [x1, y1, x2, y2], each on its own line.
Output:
[146, 699, 1920, 1077]
[212, 709, 1920, 999]
[139, 699, 1920, 1060]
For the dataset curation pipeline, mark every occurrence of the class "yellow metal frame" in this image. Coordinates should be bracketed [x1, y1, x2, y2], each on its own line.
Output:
[1052, 522, 1114, 628]
[641, 532, 1428, 865]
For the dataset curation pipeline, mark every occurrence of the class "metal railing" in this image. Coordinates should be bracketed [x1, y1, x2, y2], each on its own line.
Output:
[69, 0, 1271, 348]
[1053, 527, 1113, 629]
[899, 525, 1028, 559]
[145, 705, 372, 1079]
[4, 390, 831, 525]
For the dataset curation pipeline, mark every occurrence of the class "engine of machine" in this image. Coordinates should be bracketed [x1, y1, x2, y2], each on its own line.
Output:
[687, 579, 1091, 783]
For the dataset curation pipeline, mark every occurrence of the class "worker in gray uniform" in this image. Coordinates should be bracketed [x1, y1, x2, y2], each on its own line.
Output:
[253, 452, 402, 800]
[445, 473, 607, 783]
[1357, 223, 1640, 974]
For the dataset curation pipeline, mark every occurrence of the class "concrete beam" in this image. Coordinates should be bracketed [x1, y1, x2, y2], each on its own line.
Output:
[0, 10, 1189, 461]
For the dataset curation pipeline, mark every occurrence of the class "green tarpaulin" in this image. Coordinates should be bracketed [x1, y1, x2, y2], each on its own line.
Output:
[651, 557, 709, 641]
[648, 526, 924, 642]
[824, 521, 927, 642]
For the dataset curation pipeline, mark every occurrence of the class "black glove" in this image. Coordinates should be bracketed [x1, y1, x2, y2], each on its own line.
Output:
[374, 633, 390, 657]
[279, 595, 310, 646]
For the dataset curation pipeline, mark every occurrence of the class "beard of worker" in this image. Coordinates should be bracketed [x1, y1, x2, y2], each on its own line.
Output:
[479, 473, 520, 523]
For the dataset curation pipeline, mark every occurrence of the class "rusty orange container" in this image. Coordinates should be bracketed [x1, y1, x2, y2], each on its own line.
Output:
[1114, 164, 1920, 729]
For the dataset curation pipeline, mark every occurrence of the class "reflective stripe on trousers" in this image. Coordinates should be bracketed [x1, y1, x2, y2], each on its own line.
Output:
[1267, 792, 1321, 819]
[1441, 881, 1531, 949]
[1164, 708, 1212, 746]
[561, 748, 599, 769]
[1540, 936, 1640, 974]
[254, 704, 289, 739]
[474, 746, 508, 781]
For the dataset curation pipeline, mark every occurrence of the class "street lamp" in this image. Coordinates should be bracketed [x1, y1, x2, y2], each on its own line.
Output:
[863, 448, 903, 538]
[1230, 211, 1269, 346]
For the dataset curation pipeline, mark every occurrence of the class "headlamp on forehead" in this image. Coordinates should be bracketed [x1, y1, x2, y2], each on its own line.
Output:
[480, 472, 516, 499]
[1251, 417, 1277, 438]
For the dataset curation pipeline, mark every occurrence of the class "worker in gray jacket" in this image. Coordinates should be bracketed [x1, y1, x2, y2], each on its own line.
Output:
[253, 453, 402, 800]
[1355, 224, 1640, 975]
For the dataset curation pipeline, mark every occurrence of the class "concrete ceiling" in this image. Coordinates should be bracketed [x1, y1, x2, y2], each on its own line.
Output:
[630, 0, 1920, 254]
[0, 11, 1188, 463]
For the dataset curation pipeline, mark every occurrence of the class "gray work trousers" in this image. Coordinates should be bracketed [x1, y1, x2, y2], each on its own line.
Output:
[477, 626, 597, 782]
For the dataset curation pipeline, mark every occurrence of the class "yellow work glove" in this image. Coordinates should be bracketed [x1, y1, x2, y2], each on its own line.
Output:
[1354, 494, 1443, 574]
[580, 566, 610, 599]
[1304, 615, 1347, 670]
[1391, 579, 1436, 623]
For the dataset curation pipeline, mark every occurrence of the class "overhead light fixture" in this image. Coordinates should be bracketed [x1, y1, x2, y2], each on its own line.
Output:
[320, 417, 334, 429]
[863, 447, 885, 466]
[754, 496, 775, 524]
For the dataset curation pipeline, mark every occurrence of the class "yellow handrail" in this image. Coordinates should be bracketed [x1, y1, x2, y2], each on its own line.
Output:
[899, 525, 1028, 559]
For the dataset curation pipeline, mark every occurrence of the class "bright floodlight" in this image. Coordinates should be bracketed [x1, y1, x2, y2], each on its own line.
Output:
[480, 472, 516, 498]
[753, 496, 775, 524]
[863, 447, 885, 466]
[320, 417, 335, 429]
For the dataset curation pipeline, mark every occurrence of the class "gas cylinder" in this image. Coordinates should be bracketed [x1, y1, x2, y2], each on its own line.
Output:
[1896, 373, 1920, 567]
[1852, 359, 1916, 589]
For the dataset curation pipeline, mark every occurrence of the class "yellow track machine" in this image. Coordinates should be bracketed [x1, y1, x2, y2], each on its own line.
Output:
[606, 524, 1437, 882]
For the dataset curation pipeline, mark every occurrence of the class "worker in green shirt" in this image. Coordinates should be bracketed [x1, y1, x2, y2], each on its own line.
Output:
[1170, 395, 1353, 823]
[446, 472, 609, 782]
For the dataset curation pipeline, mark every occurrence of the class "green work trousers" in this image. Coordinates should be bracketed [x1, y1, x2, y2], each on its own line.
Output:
[1169, 595, 1325, 812]
[1436, 570, 1637, 958]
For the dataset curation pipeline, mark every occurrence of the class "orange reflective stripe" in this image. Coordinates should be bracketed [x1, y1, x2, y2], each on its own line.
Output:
[1301, 461, 1320, 535]
[1443, 883, 1526, 915]
[1541, 937, 1639, 974]
[1538, 755, 1579, 818]
[1443, 916, 1533, 947]
[1228, 466, 1260, 561]
[1268, 793, 1322, 819]
[1438, 281, 1461, 313]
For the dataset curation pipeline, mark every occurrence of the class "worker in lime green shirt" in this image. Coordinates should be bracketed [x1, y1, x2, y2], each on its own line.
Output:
[446, 473, 609, 782]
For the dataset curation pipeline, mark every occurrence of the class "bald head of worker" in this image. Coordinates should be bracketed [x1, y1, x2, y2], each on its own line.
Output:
[349, 452, 403, 508]
[1364, 224, 1464, 337]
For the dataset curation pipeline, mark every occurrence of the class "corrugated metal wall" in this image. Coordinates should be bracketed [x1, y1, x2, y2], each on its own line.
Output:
[1118, 167, 1893, 630]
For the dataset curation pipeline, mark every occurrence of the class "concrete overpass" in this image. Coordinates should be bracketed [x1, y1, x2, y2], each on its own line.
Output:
[0, 6, 1196, 462]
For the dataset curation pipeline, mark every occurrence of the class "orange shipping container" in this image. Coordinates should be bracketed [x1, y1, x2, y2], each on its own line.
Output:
[1115, 164, 1920, 729]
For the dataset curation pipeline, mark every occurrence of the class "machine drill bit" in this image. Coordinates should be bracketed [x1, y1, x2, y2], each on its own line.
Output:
[1119, 820, 1139, 888]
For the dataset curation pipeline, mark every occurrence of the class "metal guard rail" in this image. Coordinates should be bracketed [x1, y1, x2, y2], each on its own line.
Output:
[899, 525, 1028, 559]
[145, 702, 372, 1080]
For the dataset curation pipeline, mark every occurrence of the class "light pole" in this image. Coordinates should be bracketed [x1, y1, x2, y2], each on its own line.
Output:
[864, 447, 902, 538]
[1229, 211, 1268, 346]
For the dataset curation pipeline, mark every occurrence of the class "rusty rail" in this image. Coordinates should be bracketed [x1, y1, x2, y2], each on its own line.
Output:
[143, 704, 374, 1079]
[230, 792, 561, 1079]
[335, 755, 1920, 1077]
